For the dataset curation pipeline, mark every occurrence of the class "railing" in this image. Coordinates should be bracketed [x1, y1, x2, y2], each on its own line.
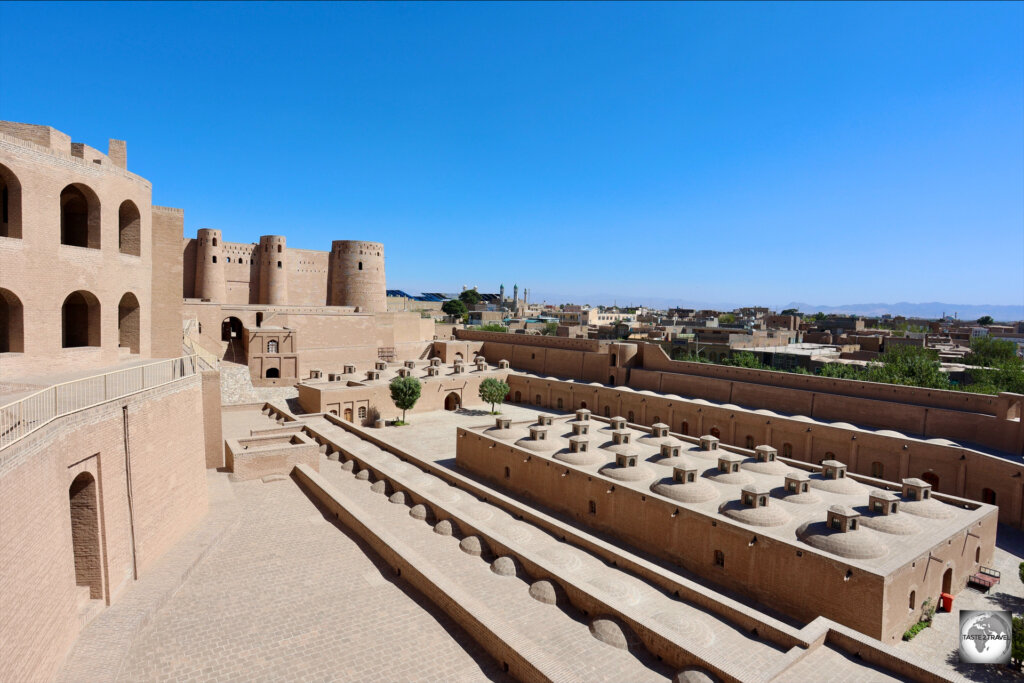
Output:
[184, 336, 221, 371]
[0, 355, 199, 452]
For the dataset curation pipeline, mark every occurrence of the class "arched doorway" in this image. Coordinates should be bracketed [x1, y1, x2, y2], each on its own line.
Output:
[710, 427, 721, 439]
[982, 488, 996, 505]
[0, 162, 23, 239]
[0, 288, 24, 353]
[118, 200, 141, 256]
[60, 183, 101, 249]
[942, 567, 953, 595]
[118, 292, 140, 354]
[69, 472, 102, 599]
[266, 368, 280, 378]
[444, 392, 461, 411]
[221, 317, 243, 342]
[344, 408, 353, 421]
[922, 471, 940, 490]
[514, 391, 521, 403]
[62, 291, 101, 348]
[455, 352, 464, 361]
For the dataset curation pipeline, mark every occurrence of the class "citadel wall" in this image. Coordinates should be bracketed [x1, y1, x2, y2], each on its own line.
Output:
[0, 377, 210, 683]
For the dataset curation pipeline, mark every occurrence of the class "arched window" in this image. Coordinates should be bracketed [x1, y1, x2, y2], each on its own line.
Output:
[0, 163, 23, 239]
[118, 200, 141, 256]
[277, 261, 282, 269]
[680, 421, 689, 435]
[871, 461, 884, 478]
[267, 340, 278, 353]
[265, 367, 280, 378]
[62, 291, 101, 347]
[610, 353, 617, 366]
[358, 261, 363, 270]
[825, 451, 836, 460]
[710, 427, 721, 439]
[117, 292, 140, 354]
[982, 488, 996, 505]
[514, 391, 521, 403]
[60, 184, 100, 248]
[909, 591, 916, 610]
[0, 288, 24, 353]
[604, 406, 611, 417]
[580, 401, 587, 409]
[627, 411, 635, 422]
[922, 471, 940, 490]
[212, 237, 218, 246]
[535, 394, 541, 405]
[782, 443, 793, 458]
[556, 398, 563, 410]
[745, 435, 754, 449]
[358, 406, 367, 419]
[608, 375, 615, 386]
[976, 547, 981, 563]
[277, 244, 282, 253]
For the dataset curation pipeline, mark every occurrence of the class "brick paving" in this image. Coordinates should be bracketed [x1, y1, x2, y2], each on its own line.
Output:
[104, 472, 510, 682]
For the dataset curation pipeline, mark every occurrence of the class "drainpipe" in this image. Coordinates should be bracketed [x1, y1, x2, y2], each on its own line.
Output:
[122, 405, 138, 580]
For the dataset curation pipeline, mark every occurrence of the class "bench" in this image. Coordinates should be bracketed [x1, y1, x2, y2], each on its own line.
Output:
[968, 566, 1001, 591]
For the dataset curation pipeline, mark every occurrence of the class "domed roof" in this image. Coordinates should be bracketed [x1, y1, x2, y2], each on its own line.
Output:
[753, 409, 778, 416]
[651, 478, 719, 504]
[721, 403, 741, 411]
[692, 398, 714, 406]
[875, 429, 906, 439]
[720, 500, 791, 527]
[797, 522, 888, 559]
[829, 422, 858, 430]
[705, 468, 755, 486]
[743, 459, 790, 475]
[791, 415, 816, 423]
[809, 475, 867, 496]
[514, 433, 567, 453]
[857, 512, 922, 535]
[900, 498, 957, 519]
[553, 448, 606, 466]
[599, 461, 657, 482]
[926, 437, 959, 447]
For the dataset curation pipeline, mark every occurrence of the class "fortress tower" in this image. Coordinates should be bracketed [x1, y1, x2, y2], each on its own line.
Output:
[195, 228, 226, 302]
[258, 235, 288, 305]
[329, 240, 386, 312]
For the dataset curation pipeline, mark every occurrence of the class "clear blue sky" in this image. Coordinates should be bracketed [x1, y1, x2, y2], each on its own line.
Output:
[2, 2, 1022, 308]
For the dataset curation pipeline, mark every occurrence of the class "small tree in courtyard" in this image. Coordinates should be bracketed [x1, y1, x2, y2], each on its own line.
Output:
[459, 288, 481, 306]
[442, 298, 468, 321]
[479, 377, 510, 414]
[389, 376, 422, 424]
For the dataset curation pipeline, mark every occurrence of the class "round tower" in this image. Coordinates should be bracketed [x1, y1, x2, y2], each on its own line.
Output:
[258, 235, 288, 305]
[195, 228, 226, 302]
[329, 240, 386, 312]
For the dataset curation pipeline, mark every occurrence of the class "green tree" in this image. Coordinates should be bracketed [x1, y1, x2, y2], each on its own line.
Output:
[721, 352, 766, 369]
[718, 313, 736, 324]
[442, 298, 468, 320]
[1014, 615, 1024, 671]
[977, 315, 995, 326]
[964, 337, 1018, 366]
[475, 323, 508, 333]
[869, 346, 949, 389]
[543, 322, 559, 336]
[478, 377, 510, 414]
[459, 288, 481, 306]
[781, 308, 800, 316]
[389, 376, 422, 423]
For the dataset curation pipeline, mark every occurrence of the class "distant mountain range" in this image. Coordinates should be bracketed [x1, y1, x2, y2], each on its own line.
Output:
[779, 302, 1024, 321]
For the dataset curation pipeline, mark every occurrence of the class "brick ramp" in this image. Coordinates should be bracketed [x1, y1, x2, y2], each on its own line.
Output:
[295, 464, 583, 683]
[54, 472, 242, 683]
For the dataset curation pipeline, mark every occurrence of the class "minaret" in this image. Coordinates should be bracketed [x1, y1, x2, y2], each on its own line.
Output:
[499, 283, 505, 306]
[513, 284, 518, 310]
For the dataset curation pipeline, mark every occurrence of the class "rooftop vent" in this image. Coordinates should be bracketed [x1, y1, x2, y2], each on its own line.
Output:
[701, 435, 720, 451]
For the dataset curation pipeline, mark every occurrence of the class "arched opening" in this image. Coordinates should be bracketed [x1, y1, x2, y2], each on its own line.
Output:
[604, 406, 611, 417]
[942, 567, 953, 595]
[344, 408, 353, 421]
[358, 406, 367, 419]
[627, 411, 635, 422]
[514, 391, 521, 403]
[975, 547, 981, 563]
[608, 375, 615, 386]
[982, 488, 996, 505]
[871, 461, 884, 479]
[358, 261, 363, 270]
[557, 398, 563, 410]
[265, 368, 280, 378]
[69, 472, 102, 600]
[908, 590, 916, 610]
[680, 421, 689, 435]
[922, 471, 940, 490]
[267, 340, 278, 354]
[60, 184, 101, 249]
[62, 291, 101, 348]
[745, 435, 754, 449]
[710, 427, 721, 439]
[221, 317, 243, 342]
[610, 353, 617, 366]
[0, 288, 24, 353]
[782, 443, 793, 458]
[580, 401, 587, 409]
[445, 392, 461, 411]
[0, 162, 23, 239]
[212, 237, 218, 246]
[455, 352, 464, 360]
[118, 200, 141, 256]
[117, 292, 140, 354]
[535, 394, 541, 406]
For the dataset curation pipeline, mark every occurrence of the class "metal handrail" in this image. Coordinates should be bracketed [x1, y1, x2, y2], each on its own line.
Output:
[0, 355, 199, 451]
